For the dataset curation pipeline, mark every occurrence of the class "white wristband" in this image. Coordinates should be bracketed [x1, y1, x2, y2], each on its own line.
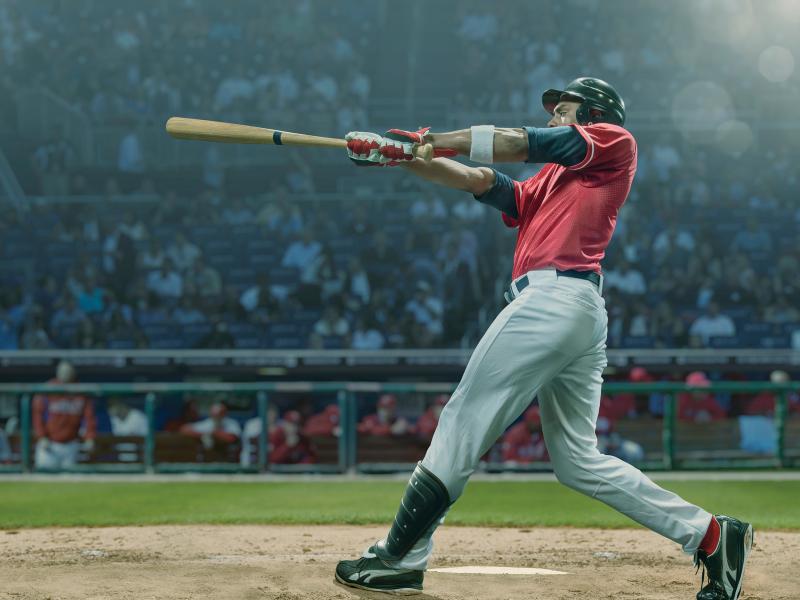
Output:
[469, 125, 495, 164]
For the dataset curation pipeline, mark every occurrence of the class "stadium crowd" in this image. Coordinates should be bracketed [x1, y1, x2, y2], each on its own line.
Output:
[1, 0, 798, 352]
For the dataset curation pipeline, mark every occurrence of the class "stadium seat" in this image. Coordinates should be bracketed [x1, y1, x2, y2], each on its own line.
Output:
[622, 336, 656, 349]
[710, 335, 742, 348]
[148, 336, 187, 349]
[107, 338, 137, 350]
[760, 336, 790, 349]
[271, 336, 305, 349]
[322, 335, 345, 350]
[180, 323, 213, 347]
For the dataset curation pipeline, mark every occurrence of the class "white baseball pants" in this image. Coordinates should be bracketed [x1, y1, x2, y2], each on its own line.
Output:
[380, 269, 711, 570]
[35, 439, 80, 470]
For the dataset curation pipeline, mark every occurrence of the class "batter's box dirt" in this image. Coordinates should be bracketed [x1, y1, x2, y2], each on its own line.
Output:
[0, 525, 794, 599]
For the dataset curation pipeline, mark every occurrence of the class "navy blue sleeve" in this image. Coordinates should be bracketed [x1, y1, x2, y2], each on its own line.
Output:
[473, 169, 518, 219]
[524, 126, 587, 166]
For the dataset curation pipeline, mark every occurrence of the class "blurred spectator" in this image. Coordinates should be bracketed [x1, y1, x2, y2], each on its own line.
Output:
[502, 405, 548, 463]
[358, 394, 411, 436]
[108, 398, 148, 436]
[76, 273, 106, 315]
[32, 361, 96, 470]
[140, 239, 166, 272]
[282, 229, 322, 270]
[147, 259, 183, 300]
[600, 366, 643, 421]
[405, 281, 444, 338]
[689, 302, 736, 345]
[118, 124, 145, 173]
[51, 296, 86, 331]
[677, 372, 726, 422]
[167, 232, 201, 272]
[118, 212, 148, 241]
[222, 197, 255, 225]
[186, 258, 223, 298]
[19, 311, 53, 349]
[0, 307, 18, 350]
[173, 297, 206, 325]
[604, 259, 646, 296]
[763, 295, 800, 325]
[350, 316, 385, 350]
[271, 410, 315, 464]
[730, 218, 772, 254]
[179, 402, 241, 450]
[303, 404, 341, 437]
[652, 223, 695, 256]
[744, 370, 800, 416]
[416, 394, 449, 441]
[240, 273, 279, 314]
[313, 305, 350, 338]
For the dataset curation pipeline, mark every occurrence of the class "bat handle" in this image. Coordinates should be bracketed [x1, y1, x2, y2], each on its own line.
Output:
[413, 143, 434, 162]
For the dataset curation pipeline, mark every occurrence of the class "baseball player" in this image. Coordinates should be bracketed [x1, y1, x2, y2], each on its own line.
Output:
[335, 78, 752, 600]
[33, 360, 96, 471]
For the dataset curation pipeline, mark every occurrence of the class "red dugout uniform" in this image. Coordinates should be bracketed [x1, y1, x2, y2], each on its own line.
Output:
[501, 124, 637, 277]
[32, 379, 96, 443]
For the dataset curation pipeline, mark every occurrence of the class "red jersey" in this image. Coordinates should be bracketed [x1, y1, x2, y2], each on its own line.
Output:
[599, 393, 637, 421]
[415, 409, 440, 440]
[503, 123, 637, 277]
[32, 379, 96, 443]
[303, 406, 340, 437]
[357, 414, 412, 436]
[677, 393, 727, 422]
[501, 422, 548, 463]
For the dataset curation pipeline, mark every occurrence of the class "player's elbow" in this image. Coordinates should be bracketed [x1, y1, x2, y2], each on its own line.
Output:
[465, 167, 495, 196]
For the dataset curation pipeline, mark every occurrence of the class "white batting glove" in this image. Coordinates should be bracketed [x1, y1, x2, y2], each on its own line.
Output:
[345, 131, 389, 167]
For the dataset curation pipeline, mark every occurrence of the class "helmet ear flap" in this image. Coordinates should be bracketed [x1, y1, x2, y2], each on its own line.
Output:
[577, 103, 608, 125]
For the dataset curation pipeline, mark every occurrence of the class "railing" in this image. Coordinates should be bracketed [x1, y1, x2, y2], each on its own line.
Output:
[1, 348, 799, 371]
[0, 380, 796, 475]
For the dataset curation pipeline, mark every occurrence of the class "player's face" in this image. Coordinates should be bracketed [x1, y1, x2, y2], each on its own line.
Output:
[548, 101, 581, 127]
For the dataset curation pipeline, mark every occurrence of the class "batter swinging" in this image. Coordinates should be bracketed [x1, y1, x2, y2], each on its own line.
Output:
[336, 78, 753, 600]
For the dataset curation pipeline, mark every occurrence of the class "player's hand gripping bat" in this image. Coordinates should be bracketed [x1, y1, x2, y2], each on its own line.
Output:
[165, 117, 434, 161]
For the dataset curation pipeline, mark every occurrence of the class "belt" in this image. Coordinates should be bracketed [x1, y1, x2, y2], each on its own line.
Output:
[504, 269, 602, 303]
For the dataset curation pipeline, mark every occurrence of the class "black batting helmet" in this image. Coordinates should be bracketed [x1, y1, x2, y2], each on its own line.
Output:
[542, 77, 626, 126]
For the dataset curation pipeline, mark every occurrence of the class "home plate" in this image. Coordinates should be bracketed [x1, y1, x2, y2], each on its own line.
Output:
[429, 566, 568, 575]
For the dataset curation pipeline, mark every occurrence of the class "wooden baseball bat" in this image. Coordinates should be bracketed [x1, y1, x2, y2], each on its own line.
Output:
[165, 117, 434, 161]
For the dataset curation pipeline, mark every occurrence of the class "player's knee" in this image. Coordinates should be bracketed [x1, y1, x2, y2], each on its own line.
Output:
[551, 452, 600, 491]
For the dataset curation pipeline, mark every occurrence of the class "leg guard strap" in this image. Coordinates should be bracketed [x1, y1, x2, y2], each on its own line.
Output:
[375, 462, 451, 562]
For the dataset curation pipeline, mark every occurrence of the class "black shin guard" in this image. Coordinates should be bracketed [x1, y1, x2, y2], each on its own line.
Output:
[374, 463, 451, 562]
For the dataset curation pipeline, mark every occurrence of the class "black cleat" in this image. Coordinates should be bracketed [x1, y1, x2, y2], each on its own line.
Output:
[694, 516, 754, 600]
[335, 546, 423, 595]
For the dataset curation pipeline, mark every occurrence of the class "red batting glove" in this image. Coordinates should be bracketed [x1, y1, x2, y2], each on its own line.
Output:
[345, 131, 389, 167]
[381, 127, 457, 163]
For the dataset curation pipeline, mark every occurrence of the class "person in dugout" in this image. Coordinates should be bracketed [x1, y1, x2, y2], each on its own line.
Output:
[179, 402, 241, 450]
[501, 405, 548, 464]
[677, 372, 727, 423]
[415, 395, 449, 441]
[303, 403, 341, 437]
[33, 360, 96, 471]
[744, 370, 800, 416]
[271, 410, 316, 464]
[358, 394, 412, 437]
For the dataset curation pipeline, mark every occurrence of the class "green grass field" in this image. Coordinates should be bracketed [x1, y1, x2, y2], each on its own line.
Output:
[1, 480, 797, 530]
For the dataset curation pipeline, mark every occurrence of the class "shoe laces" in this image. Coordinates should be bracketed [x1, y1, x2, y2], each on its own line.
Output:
[694, 552, 706, 592]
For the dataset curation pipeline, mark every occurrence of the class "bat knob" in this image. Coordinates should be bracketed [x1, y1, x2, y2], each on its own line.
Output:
[414, 143, 434, 162]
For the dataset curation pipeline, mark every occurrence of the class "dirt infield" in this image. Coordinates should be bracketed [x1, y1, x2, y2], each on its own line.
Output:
[0, 525, 794, 600]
